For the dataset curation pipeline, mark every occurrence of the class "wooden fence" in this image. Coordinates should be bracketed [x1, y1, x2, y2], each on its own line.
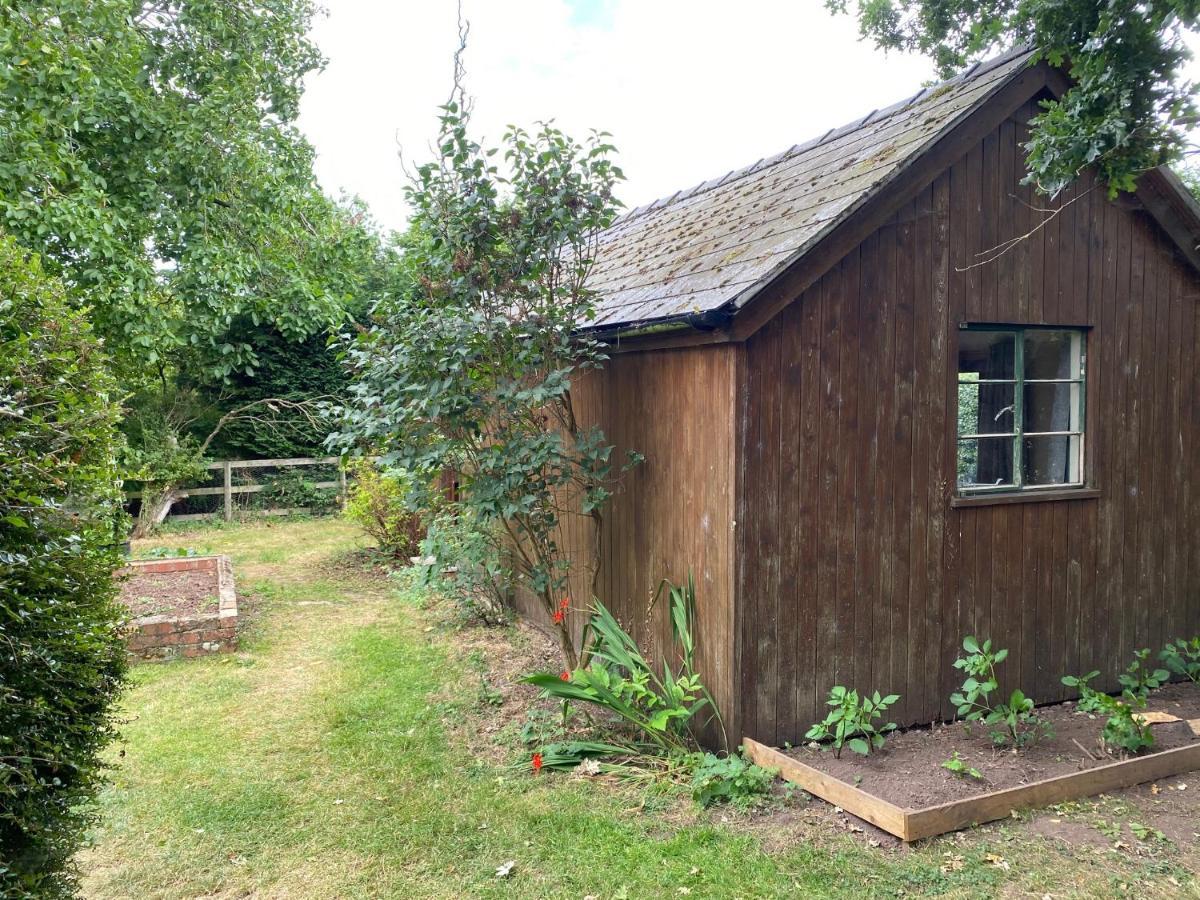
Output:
[128, 456, 346, 522]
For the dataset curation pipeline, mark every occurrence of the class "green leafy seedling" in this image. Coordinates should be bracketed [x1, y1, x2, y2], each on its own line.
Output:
[1160, 637, 1200, 683]
[1129, 822, 1166, 843]
[1061, 672, 1154, 755]
[951, 636, 1053, 748]
[941, 751, 983, 780]
[1118, 648, 1170, 699]
[806, 686, 899, 758]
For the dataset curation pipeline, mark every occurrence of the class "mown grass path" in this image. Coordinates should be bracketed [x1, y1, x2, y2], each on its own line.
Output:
[81, 518, 1196, 898]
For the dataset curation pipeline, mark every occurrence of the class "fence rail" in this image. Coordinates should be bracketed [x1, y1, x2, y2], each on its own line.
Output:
[128, 456, 346, 522]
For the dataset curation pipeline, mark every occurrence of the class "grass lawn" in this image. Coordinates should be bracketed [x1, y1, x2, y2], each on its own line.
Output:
[81, 517, 1199, 898]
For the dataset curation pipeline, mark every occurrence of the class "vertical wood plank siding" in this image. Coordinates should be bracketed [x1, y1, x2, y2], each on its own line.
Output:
[510, 344, 740, 744]
[738, 102, 1200, 743]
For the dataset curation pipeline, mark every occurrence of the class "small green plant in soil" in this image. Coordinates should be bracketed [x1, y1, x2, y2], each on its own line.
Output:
[689, 752, 776, 809]
[941, 750, 983, 780]
[519, 707, 575, 748]
[1062, 672, 1154, 755]
[951, 636, 1053, 749]
[1160, 637, 1200, 683]
[1118, 648, 1170, 699]
[805, 686, 899, 758]
[1063, 669, 1104, 713]
[1129, 822, 1167, 843]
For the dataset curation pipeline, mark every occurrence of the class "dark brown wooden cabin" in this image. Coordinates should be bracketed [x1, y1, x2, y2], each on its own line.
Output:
[512, 49, 1200, 748]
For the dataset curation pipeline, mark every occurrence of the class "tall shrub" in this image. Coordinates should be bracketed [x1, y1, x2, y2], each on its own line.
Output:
[331, 64, 633, 667]
[0, 237, 126, 897]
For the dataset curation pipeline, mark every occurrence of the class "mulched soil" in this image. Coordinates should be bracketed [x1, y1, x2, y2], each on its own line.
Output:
[787, 682, 1200, 810]
[119, 568, 221, 619]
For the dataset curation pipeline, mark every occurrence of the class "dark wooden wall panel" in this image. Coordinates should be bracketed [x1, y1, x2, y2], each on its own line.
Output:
[739, 101, 1200, 743]
[511, 344, 741, 744]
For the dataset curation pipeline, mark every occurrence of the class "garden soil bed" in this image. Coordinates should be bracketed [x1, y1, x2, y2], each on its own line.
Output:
[120, 567, 221, 618]
[787, 682, 1200, 810]
[745, 682, 1200, 841]
[117, 556, 239, 660]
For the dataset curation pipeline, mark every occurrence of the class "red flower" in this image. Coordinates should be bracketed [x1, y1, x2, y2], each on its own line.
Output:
[532, 752, 543, 773]
[553, 609, 565, 625]
[560, 670, 570, 681]
[558, 596, 570, 611]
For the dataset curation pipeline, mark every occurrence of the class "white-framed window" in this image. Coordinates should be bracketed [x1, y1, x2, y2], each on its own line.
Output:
[956, 326, 1086, 494]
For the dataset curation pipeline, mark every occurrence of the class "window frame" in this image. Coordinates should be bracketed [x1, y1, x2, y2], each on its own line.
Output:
[955, 324, 1089, 497]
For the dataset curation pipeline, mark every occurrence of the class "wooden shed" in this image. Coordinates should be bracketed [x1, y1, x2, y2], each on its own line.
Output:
[514, 48, 1200, 748]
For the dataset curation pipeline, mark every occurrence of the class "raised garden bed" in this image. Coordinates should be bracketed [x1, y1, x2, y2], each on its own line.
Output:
[744, 682, 1200, 842]
[118, 555, 238, 660]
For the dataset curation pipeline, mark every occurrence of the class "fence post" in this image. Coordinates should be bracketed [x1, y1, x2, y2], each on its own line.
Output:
[222, 461, 233, 522]
[338, 465, 348, 509]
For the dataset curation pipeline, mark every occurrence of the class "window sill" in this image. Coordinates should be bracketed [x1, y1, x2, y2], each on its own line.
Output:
[950, 487, 1101, 509]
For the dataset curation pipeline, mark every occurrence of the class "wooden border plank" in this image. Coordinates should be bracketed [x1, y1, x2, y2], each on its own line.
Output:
[904, 742, 1200, 840]
[742, 738, 909, 837]
[744, 736, 1200, 843]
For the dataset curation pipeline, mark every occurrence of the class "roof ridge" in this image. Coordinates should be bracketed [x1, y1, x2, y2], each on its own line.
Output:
[609, 45, 1034, 229]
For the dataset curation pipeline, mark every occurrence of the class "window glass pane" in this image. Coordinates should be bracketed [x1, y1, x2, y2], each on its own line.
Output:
[1022, 435, 1082, 485]
[958, 380, 1015, 436]
[958, 331, 1015, 380]
[1024, 330, 1079, 380]
[1024, 382, 1074, 433]
[958, 437, 1014, 488]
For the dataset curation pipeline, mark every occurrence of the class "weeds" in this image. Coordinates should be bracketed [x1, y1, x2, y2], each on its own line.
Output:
[689, 752, 775, 809]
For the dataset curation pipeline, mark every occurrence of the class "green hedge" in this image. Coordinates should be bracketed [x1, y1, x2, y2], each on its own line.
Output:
[0, 236, 127, 896]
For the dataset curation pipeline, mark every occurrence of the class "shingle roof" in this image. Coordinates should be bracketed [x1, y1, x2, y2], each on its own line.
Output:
[586, 47, 1036, 333]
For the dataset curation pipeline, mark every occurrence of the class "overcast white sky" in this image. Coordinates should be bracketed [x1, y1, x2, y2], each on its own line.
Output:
[296, 1, 1200, 233]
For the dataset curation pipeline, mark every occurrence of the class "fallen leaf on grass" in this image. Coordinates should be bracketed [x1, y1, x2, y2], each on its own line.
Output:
[985, 853, 1010, 871]
[940, 852, 965, 874]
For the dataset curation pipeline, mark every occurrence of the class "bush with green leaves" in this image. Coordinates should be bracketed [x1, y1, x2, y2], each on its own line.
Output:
[329, 70, 634, 669]
[1062, 671, 1154, 755]
[689, 752, 776, 809]
[1161, 637, 1200, 683]
[951, 636, 1053, 749]
[1118, 648, 1170, 699]
[415, 509, 509, 626]
[261, 469, 339, 514]
[523, 575, 721, 764]
[0, 237, 127, 897]
[805, 686, 899, 758]
[343, 459, 424, 558]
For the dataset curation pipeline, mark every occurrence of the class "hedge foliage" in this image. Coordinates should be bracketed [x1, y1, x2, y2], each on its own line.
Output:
[0, 236, 127, 896]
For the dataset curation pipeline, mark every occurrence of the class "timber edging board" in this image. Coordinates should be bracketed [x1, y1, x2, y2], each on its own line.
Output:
[742, 736, 1200, 842]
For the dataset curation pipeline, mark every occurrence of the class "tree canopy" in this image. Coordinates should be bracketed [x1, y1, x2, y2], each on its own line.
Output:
[0, 1, 381, 383]
[828, 0, 1200, 196]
